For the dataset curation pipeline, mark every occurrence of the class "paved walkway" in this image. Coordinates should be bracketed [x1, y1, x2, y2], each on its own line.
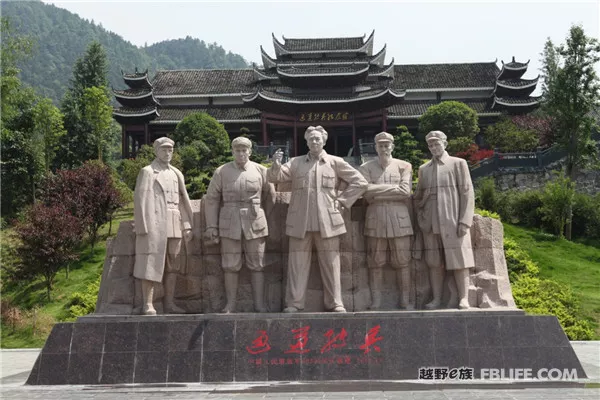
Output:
[1, 342, 598, 399]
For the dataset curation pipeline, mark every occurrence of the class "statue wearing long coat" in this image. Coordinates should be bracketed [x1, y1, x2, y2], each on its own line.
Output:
[133, 160, 193, 282]
[413, 151, 475, 270]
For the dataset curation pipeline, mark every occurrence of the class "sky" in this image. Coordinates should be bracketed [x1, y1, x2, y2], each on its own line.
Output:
[42, 0, 599, 85]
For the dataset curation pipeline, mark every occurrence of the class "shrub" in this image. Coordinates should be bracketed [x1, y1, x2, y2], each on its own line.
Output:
[475, 177, 498, 212]
[66, 277, 100, 320]
[119, 144, 182, 191]
[571, 192, 600, 240]
[418, 101, 479, 141]
[540, 173, 574, 237]
[447, 137, 473, 154]
[392, 125, 423, 179]
[510, 190, 545, 227]
[475, 208, 500, 220]
[484, 117, 539, 152]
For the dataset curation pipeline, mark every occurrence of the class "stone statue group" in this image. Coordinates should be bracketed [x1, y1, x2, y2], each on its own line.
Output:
[134, 126, 475, 315]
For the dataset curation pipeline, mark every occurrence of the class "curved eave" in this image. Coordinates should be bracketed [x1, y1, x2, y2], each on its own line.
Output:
[370, 44, 387, 66]
[113, 108, 159, 118]
[495, 76, 539, 90]
[491, 96, 541, 109]
[370, 58, 395, 78]
[243, 87, 405, 105]
[260, 46, 277, 69]
[113, 90, 159, 107]
[502, 58, 530, 70]
[276, 64, 370, 78]
[254, 67, 278, 81]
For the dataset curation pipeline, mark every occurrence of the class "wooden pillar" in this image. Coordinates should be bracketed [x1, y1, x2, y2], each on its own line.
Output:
[382, 109, 388, 132]
[121, 125, 126, 159]
[144, 123, 150, 147]
[352, 118, 357, 156]
[293, 120, 298, 156]
[261, 115, 268, 145]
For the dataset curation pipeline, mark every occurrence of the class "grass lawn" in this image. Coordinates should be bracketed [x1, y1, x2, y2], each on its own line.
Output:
[503, 223, 600, 338]
[1, 204, 134, 348]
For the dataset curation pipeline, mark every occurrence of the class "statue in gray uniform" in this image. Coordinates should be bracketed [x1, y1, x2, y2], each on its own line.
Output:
[204, 137, 274, 313]
[414, 130, 475, 309]
[359, 132, 414, 310]
[133, 137, 194, 315]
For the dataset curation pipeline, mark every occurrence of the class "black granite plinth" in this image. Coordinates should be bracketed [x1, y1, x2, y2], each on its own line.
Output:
[26, 309, 587, 385]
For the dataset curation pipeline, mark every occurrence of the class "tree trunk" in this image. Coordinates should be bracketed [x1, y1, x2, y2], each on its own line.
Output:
[565, 162, 576, 241]
[108, 216, 113, 236]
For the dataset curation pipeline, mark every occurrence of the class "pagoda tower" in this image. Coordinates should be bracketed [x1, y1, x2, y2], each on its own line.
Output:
[491, 57, 541, 114]
[113, 68, 160, 158]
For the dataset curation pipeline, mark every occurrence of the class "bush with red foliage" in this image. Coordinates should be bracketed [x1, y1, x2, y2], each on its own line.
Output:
[455, 144, 495, 165]
[42, 160, 126, 251]
[15, 203, 84, 300]
[511, 115, 556, 148]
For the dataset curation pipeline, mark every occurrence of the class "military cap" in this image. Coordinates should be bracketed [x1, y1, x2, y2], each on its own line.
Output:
[374, 132, 394, 143]
[153, 137, 175, 149]
[425, 130, 447, 142]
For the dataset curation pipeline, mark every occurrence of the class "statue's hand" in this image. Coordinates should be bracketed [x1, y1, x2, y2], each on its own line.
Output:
[272, 149, 283, 166]
[204, 227, 219, 243]
[183, 229, 193, 242]
[457, 223, 469, 237]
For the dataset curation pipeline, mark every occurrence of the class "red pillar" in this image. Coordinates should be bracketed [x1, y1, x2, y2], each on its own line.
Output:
[382, 109, 388, 132]
[261, 115, 268, 145]
[144, 123, 150, 147]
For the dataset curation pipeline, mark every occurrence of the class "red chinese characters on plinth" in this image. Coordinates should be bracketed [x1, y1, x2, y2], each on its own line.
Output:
[246, 325, 384, 364]
[320, 328, 348, 354]
[359, 325, 383, 354]
[246, 330, 271, 355]
[284, 326, 311, 354]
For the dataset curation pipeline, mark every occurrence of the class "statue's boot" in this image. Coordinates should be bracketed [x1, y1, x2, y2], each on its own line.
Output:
[368, 268, 383, 310]
[221, 272, 238, 313]
[251, 271, 267, 313]
[454, 269, 471, 310]
[163, 273, 185, 314]
[142, 280, 157, 315]
[397, 269, 414, 310]
[425, 267, 444, 310]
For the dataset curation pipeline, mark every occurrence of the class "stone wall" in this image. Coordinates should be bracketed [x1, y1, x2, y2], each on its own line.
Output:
[492, 169, 600, 195]
[96, 196, 516, 315]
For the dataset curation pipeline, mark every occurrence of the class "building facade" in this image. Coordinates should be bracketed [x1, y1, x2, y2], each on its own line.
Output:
[113, 31, 540, 159]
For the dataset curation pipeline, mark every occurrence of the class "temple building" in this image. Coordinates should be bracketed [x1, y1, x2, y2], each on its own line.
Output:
[113, 31, 540, 158]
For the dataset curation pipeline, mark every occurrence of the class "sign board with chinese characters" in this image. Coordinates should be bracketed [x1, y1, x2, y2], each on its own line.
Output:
[298, 112, 351, 123]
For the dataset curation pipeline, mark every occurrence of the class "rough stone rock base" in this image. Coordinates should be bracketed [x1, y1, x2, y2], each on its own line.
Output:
[26, 310, 586, 385]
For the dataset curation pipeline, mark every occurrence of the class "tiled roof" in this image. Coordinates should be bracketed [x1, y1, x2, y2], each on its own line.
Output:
[393, 62, 499, 90]
[152, 70, 256, 95]
[277, 64, 370, 76]
[503, 60, 529, 69]
[122, 70, 148, 79]
[113, 105, 157, 115]
[244, 86, 404, 103]
[493, 96, 541, 106]
[282, 36, 365, 52]
[151, 107, 261, 123]
[113, 88, 153, 97]
[276, 57, 371, 66]
[496, 77, 538, 88]
[387, 99, 496, 118]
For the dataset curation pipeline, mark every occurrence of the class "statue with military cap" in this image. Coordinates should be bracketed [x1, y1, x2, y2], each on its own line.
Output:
[413, 130, 475, 310]
[133, 137, 194, 315]
[204, 136, 274, 313]
[359, 132, 414, 310]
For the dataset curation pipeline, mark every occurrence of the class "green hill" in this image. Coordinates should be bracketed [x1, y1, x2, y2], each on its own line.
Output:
[1, 0, 249, 103]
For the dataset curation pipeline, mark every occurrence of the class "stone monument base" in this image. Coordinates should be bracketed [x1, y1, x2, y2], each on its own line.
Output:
[26, 310, 586, 385]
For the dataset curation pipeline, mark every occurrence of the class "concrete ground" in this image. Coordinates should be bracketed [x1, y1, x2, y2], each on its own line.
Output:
[1, 342, 598, 399]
